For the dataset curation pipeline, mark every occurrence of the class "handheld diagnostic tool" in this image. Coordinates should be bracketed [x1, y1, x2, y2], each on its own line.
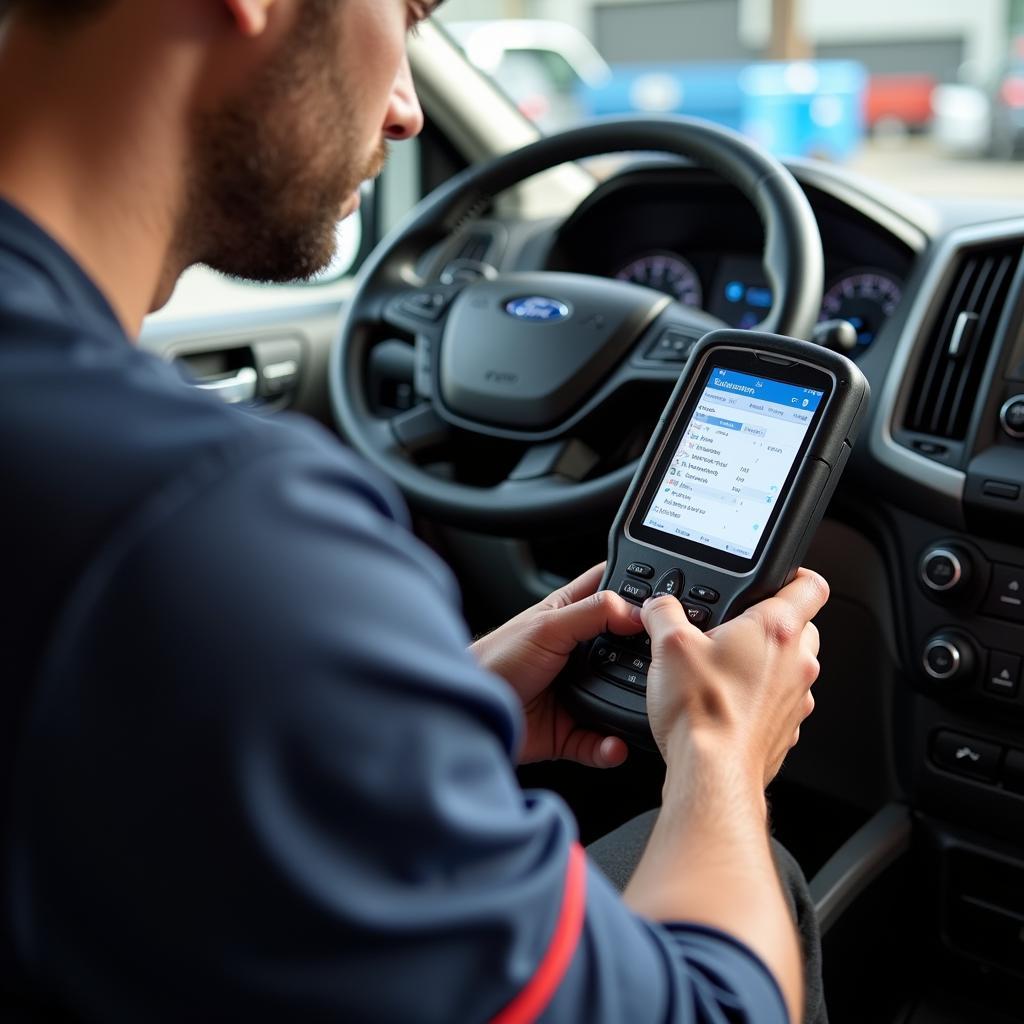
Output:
[562, 330, 870, 749]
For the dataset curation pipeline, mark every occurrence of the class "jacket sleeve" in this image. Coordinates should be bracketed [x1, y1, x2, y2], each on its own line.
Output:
[12, 425, 787, 1024]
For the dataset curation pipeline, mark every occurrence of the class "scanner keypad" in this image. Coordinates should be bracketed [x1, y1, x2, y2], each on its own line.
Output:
[591, 574, 715, 691]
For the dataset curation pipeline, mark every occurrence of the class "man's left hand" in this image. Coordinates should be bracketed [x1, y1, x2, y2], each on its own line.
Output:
[470, 564, 642, 768]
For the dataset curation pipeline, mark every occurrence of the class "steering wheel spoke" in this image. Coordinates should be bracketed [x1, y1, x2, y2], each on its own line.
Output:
[387, 404, 453, 457]
[505, 439, 601, 484]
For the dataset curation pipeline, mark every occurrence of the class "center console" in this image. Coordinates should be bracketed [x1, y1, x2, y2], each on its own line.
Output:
[862, 220, 1024, 1003]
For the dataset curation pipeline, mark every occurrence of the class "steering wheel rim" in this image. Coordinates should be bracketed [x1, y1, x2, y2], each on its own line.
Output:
[330, 116, 824, 531]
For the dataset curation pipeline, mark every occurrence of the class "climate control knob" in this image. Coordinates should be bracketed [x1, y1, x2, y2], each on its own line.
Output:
[922, 631, 978, 686]
[1000, 395, 1024, 439]
[919, 545, 971, 597]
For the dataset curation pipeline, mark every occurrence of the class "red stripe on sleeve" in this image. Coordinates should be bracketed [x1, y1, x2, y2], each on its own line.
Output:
[491, 842, 587, 1024]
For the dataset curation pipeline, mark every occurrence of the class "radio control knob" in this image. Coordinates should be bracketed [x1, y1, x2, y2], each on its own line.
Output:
[919, 545, 970, 596]
[999, 395, 1024, 439]
[922, 631, 977, 686]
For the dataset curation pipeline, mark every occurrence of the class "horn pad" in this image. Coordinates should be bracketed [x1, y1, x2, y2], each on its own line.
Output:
[439, 273, 663, 429]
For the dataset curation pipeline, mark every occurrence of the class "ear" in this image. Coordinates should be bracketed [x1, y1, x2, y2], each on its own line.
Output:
[221, 0, 276, 37]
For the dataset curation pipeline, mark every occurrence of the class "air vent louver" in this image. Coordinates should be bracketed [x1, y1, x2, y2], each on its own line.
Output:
[905, 244, 1021, 440]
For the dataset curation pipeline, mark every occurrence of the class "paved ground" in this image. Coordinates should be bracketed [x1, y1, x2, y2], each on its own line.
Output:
[848, 135, 1024, 200]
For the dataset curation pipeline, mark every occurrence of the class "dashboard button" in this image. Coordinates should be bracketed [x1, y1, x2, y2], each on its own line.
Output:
[689, 585, 720, 603]
[923, 639, 960, 679]
[644, 328, 698, 363]
[653, 569, 684, 599]
[626, 562, 654, 579]
[985, 650, 1021, 699]
[399, 290, 452, 322]
[919, 547, 964, 593]
[619, 579, 652, 604]
[931, 731, 1001, 782]
[922, 631, 978, 686]
[999, 395, 1024, 439]
[982, 564, 1024, 624]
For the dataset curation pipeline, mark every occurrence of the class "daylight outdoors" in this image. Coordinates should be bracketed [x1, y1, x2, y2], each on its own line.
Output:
[436, 0, 1024, 199]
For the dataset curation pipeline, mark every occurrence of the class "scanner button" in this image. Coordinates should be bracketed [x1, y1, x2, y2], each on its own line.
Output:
[683, 603, 712, 629]
[619, 579, 652, 604]
[689, 585, 720, 604]
[591, 641, 620, 665]
[653, 570, 684, 599]
[626, 653, 650, 672]
[626, 562, 655, 579]
[621, 631, 652, 655]
[601, 662, 647, 691]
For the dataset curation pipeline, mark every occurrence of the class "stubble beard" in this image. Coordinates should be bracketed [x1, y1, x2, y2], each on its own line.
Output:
[178, 2, 387, 284]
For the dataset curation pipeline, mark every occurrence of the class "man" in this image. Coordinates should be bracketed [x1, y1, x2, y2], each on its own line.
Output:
[0, 1, 828, 1021]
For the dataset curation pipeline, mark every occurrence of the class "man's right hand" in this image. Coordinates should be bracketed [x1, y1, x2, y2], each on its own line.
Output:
[625, 569, 829, 1024]
[643, 567, 829, 788]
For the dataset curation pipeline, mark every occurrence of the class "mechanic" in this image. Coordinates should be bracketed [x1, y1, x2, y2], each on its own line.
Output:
[0, 2, 830, 1022]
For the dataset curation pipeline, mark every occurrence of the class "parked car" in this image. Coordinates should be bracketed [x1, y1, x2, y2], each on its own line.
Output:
[443, 18, 610, 133]
[990, 57, 1024, 158]
[931, 83, 991, 158]
[865, 73, 936, 134]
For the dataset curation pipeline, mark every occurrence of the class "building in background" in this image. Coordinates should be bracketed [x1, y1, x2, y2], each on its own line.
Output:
[439, 0, 1010, 133]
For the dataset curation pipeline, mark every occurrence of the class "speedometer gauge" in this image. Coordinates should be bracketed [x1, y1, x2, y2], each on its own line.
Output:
[615, 252, 703, 308]
[819, 269, 903, 350]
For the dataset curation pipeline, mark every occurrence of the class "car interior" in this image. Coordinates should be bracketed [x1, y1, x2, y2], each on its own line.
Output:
[141, 22, 1024, 1024]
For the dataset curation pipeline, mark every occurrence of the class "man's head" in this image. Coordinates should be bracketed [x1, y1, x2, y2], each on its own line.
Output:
[0, 0, 428, 288]
[181, 0, 427, 284]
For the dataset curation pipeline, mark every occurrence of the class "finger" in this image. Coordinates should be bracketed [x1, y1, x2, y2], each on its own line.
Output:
[561, 728, 629, 769]
[641, 594, 703, 654]
[802, 690, 815, 720]
[802, 621, 820, 658]
[543, 563, 608, 610]
[546, 589, 644, 650]
[748, 569, 830, 645]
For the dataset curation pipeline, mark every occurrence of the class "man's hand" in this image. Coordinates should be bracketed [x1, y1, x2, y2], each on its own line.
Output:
[625, 568, 830, 1024]
[643, 567, 828, 785]
[470, 564, 643, 769]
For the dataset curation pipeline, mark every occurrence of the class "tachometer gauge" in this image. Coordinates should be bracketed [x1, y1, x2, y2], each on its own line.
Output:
[819, 269, 903, 350]
[615, 252, 703, 308]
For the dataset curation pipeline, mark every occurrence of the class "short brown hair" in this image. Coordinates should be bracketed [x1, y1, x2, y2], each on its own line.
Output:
[1, 0, 114, 24]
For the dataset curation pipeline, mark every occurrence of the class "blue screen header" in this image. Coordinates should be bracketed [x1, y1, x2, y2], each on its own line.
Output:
[708, 367, 824, 412]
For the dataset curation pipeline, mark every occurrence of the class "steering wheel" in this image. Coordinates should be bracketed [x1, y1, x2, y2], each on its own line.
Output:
[331, 117, 824, 532]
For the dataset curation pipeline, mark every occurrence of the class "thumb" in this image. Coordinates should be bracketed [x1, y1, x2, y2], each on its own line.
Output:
[542, 589, 644, 653]
[641, 594, 703, 653]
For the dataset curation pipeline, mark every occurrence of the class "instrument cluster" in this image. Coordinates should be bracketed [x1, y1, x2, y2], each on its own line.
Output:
[614, 248, 904, 355]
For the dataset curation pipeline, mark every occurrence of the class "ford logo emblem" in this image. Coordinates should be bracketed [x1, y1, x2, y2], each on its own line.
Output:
[504, 297, 571, 322]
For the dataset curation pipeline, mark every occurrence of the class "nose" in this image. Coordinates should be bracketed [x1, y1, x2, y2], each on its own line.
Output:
[383, 56, 424, 141]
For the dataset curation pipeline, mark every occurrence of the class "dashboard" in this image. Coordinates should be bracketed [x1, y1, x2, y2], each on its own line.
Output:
[475, 161, 1024, 987]
[545, 167, 916, 358]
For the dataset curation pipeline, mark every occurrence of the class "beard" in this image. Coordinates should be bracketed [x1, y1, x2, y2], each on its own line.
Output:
[180, 1, 386, 283]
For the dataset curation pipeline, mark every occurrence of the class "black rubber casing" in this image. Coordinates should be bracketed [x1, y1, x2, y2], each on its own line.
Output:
[561, 330, 870, 751]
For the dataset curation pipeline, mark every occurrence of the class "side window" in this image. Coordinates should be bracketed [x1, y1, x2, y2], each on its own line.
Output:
[496, 48, 581, 99]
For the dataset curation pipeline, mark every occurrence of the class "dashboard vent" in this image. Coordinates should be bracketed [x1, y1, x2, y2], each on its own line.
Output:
[904, 243, 1021, 440]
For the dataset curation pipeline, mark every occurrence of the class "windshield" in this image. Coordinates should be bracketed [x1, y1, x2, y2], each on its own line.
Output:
[437, 0, 1024, 200]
